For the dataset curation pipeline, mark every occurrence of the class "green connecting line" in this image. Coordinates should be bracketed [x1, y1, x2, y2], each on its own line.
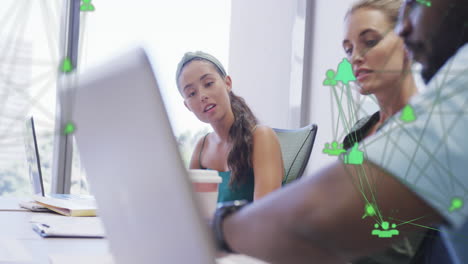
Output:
[364, 114, 468, 197]
[389, 215, 440, 231]
[345, 84, 357, 127]
[342, 162, 384, 224]
[331, 84, 352, 133]
[358, 166, 384, 223]
[411, 96, 468, 193]
[402, 8, 458, 181]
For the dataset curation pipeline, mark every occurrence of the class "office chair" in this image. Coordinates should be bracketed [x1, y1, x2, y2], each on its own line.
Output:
[273, 124, 318, 185]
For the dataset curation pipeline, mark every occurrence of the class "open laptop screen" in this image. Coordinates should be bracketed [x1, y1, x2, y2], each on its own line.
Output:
[23, 117, 45, 196]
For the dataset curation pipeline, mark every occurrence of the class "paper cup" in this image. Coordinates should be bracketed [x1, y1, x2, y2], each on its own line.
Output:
[189, 169, 222, 218]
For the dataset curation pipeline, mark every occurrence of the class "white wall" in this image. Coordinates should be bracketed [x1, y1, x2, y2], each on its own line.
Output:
[304, 0, 358, 175]
[229, 0, 357, 174]
[229, 0, 304, 129]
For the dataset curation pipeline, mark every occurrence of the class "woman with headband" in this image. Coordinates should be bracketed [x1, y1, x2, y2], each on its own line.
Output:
[176, 51, 284, 202]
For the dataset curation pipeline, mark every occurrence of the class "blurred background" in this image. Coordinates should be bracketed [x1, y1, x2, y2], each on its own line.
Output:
[0, 0, 425, 197]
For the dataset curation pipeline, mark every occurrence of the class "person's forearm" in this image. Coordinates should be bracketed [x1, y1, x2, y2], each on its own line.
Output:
[220, 160, 444, 263]
[222, 179, 347, 264]
[223, 208, 345, 264]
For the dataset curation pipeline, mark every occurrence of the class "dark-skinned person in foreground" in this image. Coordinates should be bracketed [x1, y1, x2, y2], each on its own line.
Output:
[211, 0, 468, 263]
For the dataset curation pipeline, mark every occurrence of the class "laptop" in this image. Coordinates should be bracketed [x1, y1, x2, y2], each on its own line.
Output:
[23, 116, 45, 197]
[72, 47, 217, 264]
[22, 116, 93, 209]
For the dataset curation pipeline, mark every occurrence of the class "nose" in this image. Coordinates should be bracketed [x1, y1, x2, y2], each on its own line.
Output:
[351, 49, 364, 68]
[199, 90, 208, 102]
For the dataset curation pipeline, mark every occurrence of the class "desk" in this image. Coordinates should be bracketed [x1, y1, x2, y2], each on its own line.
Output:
[0, 198, 266, 264]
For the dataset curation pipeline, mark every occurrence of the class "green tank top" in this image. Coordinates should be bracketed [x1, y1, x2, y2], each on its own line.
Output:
[199, 134, 255, 203]
[217, 170, 254, 203]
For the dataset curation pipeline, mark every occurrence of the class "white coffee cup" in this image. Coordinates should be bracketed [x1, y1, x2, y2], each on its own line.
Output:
[188, 169, 222, 219]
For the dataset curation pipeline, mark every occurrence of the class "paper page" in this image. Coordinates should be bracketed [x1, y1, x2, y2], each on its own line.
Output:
[0, 239, 33, 263]
[30, 214, 106, 237]
[49, 254, 115, 264]
[33, 195, 96, 210]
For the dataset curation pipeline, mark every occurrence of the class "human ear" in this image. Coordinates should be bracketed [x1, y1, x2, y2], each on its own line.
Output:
[225, 75, 232, 92]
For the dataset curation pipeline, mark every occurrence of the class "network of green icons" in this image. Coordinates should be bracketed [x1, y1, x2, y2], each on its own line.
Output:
[322, 52, 463, 240]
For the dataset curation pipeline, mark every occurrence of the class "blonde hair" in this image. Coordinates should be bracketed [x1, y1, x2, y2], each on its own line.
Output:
[346, 0, 402, 28]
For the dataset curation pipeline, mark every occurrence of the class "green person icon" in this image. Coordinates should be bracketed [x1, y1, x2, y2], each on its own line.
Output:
[344, 142, 363, 165]
[400, 104, 416, 123]
[323, 69, 337, 86]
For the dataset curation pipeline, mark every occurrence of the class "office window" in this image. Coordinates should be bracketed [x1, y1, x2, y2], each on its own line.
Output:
[73, 0, 231, 190]
[0, 1, 63, 196]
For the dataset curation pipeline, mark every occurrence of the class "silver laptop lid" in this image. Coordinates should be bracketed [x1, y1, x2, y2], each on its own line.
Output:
[72, 47, 216, 264]
[24, 116, 45, 196]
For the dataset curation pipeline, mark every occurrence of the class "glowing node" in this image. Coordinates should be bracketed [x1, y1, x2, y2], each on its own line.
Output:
[449, 197, 463, 212]
[60, 58, 73, 73]
[362, 203, 377, 219]
[64, 122, 76, 135]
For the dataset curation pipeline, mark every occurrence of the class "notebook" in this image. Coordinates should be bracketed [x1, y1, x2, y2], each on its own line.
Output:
[73, 46, 218, 264]
[30, 214, 105, 238]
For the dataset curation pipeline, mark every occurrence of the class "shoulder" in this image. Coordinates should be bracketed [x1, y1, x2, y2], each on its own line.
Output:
[189, 133, 210, 169]
[252, 125, 278, 140]
[194, 133, 210, 151]
[251, 125, 281, 149]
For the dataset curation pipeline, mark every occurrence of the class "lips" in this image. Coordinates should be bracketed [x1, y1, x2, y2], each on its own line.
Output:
[355, 68, 373, 81]
[204, 104, 216, 112]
